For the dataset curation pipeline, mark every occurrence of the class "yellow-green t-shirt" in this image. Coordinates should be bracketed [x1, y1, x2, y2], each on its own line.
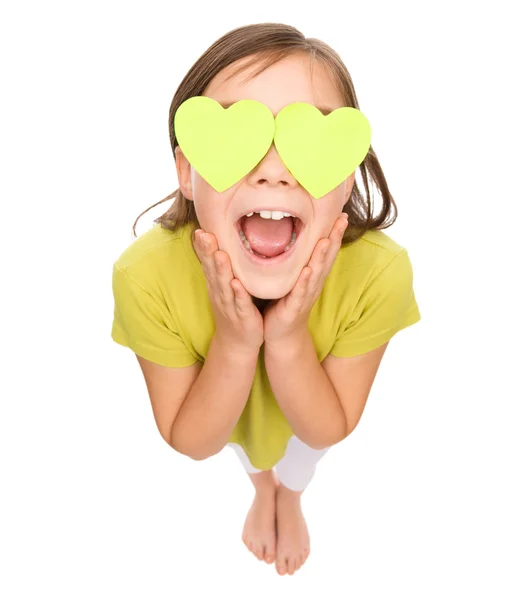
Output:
[111, 222, 421, 469]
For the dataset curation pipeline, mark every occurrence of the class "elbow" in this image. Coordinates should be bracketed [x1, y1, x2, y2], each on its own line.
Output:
[308, 409, 354, 450]
[168, 430, 216, 462]
[169, 421, 226, 461]
[298, 434, 336, 451]
[169, 439, 208, 461]
[169, 435, 206, 461]
[338, 418, 359, 444]
[308, 442, 332, 451]
[189, 444, 227, 461]
[314, 420, 355, 449]
[168, 420, 200, 460]
[187, 449, 223, 461]
[186, 450, 212, 462]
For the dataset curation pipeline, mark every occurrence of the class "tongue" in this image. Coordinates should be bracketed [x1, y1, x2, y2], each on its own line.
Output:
[241, 214, 294, 258]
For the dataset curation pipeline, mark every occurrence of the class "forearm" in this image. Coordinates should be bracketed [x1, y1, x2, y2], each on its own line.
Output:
[171, 334, 259, 460]
[264, 328, 346, 450]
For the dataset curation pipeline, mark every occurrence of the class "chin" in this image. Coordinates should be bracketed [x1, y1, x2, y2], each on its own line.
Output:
[242, 278, 294, 300]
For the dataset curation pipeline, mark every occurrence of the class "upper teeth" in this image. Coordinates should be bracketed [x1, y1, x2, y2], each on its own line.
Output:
[245, 210, 295, 220]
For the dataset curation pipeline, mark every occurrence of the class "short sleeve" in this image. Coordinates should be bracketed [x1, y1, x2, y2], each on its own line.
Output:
[330, 249, 421, 358]
[111, 263, 199, 368]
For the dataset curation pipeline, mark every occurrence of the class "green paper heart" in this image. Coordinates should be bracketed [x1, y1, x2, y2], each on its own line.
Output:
[174, 96, 275, 193]
[274, 103, 372, 199]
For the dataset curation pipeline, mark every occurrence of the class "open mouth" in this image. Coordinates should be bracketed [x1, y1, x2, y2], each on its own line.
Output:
[234, 215, 304, 265]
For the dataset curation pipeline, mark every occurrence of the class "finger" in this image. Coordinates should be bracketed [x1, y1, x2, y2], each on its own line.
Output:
[309, 214, 347, 265]
[213, 249, 235, 297]
[281, 265, 312, 317]
[206, 242, 236, 306]
[300, 267, 314, 295]
[194, 229, 224, 293]
[231, 277, 254, 311]
[217, 254, 256, 315]
[287, 265, 312, 303]
[193, 229, 215, 272]
[334, 213, 349, 239]
[304, 215, 348, 296]
[320, 214, 348, 263]
[194, 230, 254, 317]
[287, 215, 348, 311]
[325, 214, 348, 247]
[195, 230, 221, 281]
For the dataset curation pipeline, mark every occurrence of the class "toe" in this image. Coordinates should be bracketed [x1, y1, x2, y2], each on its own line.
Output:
[276, 560, 287, 575]
[303, 548, 310, 561]
[254, 546, 264, 560]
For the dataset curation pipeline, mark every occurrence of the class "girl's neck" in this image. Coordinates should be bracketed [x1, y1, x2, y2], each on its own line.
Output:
[252, 296, 272, 314]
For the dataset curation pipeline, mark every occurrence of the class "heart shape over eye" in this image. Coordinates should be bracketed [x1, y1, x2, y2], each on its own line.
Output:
[274, 103, 372, 199]
[174, 96, 275, 193]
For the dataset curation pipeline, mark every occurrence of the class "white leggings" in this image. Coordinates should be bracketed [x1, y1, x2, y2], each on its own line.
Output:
[227, 435, 331, 492]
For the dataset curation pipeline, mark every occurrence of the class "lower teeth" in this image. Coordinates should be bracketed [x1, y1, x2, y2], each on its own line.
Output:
[238, 228, 297, 257]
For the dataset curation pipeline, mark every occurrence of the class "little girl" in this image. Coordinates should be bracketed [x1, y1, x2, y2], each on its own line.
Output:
[111, 23, 420, 577]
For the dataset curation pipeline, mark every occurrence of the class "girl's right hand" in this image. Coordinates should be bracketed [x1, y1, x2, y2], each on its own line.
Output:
[193, 228, 264, 354]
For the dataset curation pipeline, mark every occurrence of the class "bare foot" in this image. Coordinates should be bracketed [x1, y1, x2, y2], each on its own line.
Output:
[275, 483, 311, 576]
[241, 475, 278, 564]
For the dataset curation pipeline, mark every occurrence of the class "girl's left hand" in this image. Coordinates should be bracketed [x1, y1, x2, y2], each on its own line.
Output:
[263, 213, 349, 349]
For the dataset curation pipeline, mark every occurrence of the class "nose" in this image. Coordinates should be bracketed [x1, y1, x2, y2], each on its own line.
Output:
[246, 144, 298, 191]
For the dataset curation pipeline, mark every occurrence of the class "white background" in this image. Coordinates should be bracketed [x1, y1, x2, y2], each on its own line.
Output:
[1, 0, 524, 597]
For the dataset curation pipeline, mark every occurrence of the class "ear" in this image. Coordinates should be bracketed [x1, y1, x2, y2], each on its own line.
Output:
[175, 146, 194, 200]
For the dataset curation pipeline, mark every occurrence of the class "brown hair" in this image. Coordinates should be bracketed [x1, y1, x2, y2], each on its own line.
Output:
[132, 22, 397, 244]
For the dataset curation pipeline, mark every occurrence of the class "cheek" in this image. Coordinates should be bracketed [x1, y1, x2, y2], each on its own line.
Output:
[191, 182, 236, 232]
[313, 188, 345, 217]
[190, 168, 211, 195]
[191, 170, 214, 205]
[309, 195, 346, 237]
[326, 184, 349, 214]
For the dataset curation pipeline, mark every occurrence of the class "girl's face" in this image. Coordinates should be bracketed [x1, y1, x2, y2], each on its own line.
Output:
[176, 53, 355, 300]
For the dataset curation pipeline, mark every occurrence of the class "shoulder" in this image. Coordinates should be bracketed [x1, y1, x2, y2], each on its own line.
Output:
[114, 223, 182, 273]
[345, 229, 407, 265]
[112, 223, 201, 296]
[332, 228, 411, 286]
[320, 229, 420, 359]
